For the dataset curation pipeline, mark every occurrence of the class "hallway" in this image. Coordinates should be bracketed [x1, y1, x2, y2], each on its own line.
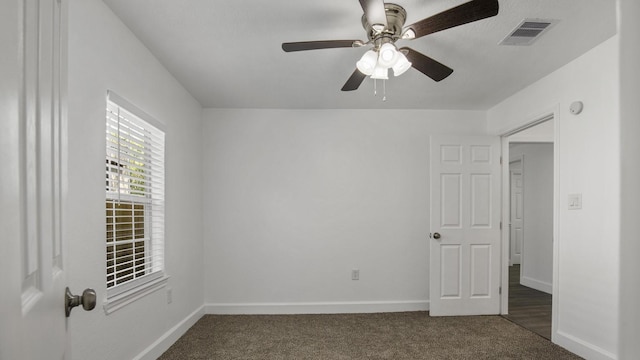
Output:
[503, 265, 552, 339]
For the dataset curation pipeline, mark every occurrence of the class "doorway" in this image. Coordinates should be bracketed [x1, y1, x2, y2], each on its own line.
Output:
[501, 118, 555, 340]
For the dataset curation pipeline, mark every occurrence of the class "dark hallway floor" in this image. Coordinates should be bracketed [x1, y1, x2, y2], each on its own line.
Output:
[503, 264, 552, 339]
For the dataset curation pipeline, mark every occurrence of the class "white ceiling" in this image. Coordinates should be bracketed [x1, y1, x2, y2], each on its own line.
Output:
[102, 0, 616, 110]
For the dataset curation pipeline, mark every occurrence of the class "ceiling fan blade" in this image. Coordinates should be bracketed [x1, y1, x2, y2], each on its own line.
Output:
[401, 47, 453, 82]
[359, 0, 388, 30]
[282, 40, 359, 52]
[404, 0, 499, 39]
[341, 69, 367, 91]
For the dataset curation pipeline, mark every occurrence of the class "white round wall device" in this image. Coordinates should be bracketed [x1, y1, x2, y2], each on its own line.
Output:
[570, 101, 584, 115]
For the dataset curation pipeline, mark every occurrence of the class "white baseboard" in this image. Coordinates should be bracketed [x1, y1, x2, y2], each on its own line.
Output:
[521, 276, 552, 294]
[205, 300, 429, 315]
[134, 305, 205, 360]
[554, 330, 616, 360]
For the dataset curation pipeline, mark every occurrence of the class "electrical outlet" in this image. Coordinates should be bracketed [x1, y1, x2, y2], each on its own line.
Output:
[166, 287, 173, 304]
[352, 269, 359, 280]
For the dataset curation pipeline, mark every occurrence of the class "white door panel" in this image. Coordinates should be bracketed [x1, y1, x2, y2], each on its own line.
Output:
[1, 1, 70, 358]
[430, 135, 501, 316]
[510, 167, 523, 265]
[440, 245, 462, 298]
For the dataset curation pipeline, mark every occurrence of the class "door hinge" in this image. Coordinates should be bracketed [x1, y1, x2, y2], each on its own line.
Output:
[499, 286, 502, 295]
[500, 156, 503, 165]
[500, 221, 502, 230]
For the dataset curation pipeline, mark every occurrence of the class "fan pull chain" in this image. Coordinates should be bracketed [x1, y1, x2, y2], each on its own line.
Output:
[383, 80, 387, 101]
[372, 79, 387, 101]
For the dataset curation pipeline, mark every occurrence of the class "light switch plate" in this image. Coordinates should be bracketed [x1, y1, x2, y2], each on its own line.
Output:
[568, 194, 582, 210]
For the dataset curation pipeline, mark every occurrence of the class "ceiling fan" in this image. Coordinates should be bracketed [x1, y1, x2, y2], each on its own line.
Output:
[282, 0, 499, 91]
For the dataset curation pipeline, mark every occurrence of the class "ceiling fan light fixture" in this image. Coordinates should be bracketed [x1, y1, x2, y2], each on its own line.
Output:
[377, 43, 399, 68]
[356, 50, 378, 75]
[370, 65, 388, 80]
[392, 53, 412, 76]
[283, 0, 500, 92]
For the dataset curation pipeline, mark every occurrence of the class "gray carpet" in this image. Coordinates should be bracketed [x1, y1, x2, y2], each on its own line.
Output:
[158, 312, 581, 359]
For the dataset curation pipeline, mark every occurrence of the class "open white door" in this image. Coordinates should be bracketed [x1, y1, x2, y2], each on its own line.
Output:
[0, 1, 88, 359]
[509, 166, 524, 265]
[429, 135, 502, 316]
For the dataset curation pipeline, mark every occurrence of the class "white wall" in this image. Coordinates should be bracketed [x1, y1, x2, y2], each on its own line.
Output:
[618, 0, 640, 358]
[488, 36, 620, 360]
[509, 143, 554, 293]
[201, 109, 486, 313]
[66, 0, 203, 359]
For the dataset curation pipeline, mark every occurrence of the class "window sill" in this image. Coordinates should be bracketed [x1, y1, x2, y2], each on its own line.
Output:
[103, 275, 170, 315]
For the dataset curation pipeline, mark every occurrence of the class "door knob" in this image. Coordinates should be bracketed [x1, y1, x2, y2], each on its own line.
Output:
[432, 232, 441, 240]
[65, 287, 96, 317]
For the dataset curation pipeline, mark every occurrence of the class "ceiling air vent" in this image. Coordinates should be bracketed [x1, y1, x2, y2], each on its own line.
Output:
[499, 19, 558, 46]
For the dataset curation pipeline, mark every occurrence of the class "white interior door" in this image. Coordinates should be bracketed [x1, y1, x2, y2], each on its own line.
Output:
[0, 0, 71, 358]
[509, 166, 523, 265]
[429, 135, 502, 316]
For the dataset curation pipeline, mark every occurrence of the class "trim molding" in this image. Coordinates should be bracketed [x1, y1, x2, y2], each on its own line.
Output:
[103, 276, 169, 315]
[520, 276, 552, 294]
[204, 300, 429, 315]
[554, 331, 616, 360]
[133, 305, 205, 360]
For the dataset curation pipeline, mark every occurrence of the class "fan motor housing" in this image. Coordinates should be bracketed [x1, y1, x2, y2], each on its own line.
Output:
[362, 3, 407, 45]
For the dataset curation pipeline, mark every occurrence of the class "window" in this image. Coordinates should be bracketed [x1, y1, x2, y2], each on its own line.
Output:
[105, 92, 165, 302]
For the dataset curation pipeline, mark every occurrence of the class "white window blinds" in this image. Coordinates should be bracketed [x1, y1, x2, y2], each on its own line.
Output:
[105, 92, 165, 297]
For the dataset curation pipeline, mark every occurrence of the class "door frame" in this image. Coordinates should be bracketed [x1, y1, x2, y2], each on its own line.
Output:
[499, 106, 560, 341]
